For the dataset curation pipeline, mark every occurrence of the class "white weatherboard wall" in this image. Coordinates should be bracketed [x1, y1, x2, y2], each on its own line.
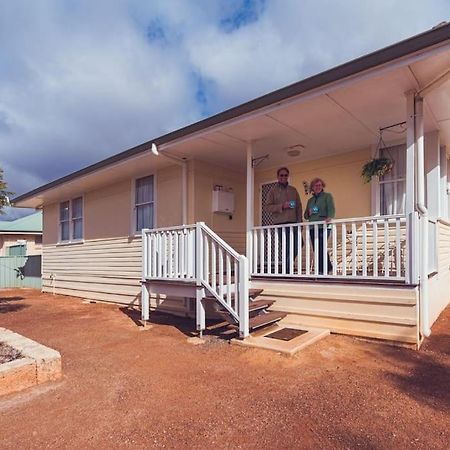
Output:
[427, 220, 450, 325]
[42, 235, 191, 316]
[42, 236, 142, 305]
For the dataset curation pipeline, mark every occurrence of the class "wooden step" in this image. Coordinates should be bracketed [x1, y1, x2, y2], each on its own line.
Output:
[215, 299, 275, 317]
[249, 311, 287, 330]
[204, 288, 264, 302]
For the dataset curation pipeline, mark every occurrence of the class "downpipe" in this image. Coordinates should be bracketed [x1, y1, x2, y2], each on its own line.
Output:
[415, 96, 431, 338]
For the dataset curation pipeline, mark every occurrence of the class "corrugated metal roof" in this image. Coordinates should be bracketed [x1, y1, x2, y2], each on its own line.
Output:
[0, 211, 42, 232]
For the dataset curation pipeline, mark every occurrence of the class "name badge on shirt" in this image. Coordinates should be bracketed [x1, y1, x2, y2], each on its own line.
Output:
[311, 205, 319, 214]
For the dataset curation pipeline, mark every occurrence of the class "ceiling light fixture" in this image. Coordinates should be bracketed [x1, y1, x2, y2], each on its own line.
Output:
[286, 144, 305, 157]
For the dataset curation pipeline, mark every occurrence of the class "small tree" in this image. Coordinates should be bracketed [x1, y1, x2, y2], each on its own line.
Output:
[0, 167, 14, 214]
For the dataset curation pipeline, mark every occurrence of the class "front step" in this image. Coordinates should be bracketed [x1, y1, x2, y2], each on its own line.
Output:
[207, 289, 285, 334]
[248, 311, 287, 330]
[204, 288, 264, 302]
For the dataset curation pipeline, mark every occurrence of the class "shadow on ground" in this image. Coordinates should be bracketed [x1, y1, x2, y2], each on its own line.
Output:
[119, 306, 236, 340]
[378, 343, 450, 413]
[0, 295, 28, 314]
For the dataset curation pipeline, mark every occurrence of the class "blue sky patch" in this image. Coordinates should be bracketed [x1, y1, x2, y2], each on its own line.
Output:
[220, 0, 266, 33]
[192, 72, 218, 118]
[146, 18, 168, 44]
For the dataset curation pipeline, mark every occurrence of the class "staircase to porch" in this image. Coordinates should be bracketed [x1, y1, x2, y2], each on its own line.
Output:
[141, 222, 287, 338]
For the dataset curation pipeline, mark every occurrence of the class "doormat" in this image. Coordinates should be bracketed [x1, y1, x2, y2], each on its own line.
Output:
[265, 328, 308, 341]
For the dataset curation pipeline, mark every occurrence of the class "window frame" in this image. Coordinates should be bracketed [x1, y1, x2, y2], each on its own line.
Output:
[132, 174, 156, 236]
[378, 144, 406, 216]
[58, 196, 84, 244]
[371, 140, 407, 216]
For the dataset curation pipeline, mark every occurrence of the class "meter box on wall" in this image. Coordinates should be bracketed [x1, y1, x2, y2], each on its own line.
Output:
[212, 186, 235, 214]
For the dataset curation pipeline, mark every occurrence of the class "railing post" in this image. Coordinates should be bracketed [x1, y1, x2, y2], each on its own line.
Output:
[195, 223, 206, 335]
[238, 255, 249, 338]
[406, 212, 419, 284]
[141, 229, 149, 322]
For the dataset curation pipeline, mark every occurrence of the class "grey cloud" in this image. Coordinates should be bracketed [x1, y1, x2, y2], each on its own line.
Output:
[0, 0, 448, 206]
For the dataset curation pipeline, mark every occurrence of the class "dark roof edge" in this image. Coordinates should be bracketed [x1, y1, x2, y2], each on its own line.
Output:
[13, 22, 450, 204]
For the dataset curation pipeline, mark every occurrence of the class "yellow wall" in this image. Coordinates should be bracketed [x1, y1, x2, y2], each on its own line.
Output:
[254, 148, 372, 225]
[156, 165, 183, 228]
[85, 179, 132, 240]
[43, 203, 58, 245]
[43, 166, 183, 244]
[192, 160, 246, 252]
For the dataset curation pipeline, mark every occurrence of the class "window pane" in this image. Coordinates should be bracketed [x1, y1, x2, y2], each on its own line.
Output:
[61, 221, 69, 241]
[136, 176, 154, 204]
[73, 218, 83, 240]
[60, 201, 70, 221]
[381, 181, 405, 215]
[380, 145, 405, 181]
[136, 204, 154, 231]
[72, 197, 83, 219]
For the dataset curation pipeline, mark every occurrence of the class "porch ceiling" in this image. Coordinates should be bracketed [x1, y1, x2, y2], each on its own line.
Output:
[169, 45, 450, 171]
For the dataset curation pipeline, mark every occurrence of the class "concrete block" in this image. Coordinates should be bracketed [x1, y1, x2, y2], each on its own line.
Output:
[0, 358, 37, 396]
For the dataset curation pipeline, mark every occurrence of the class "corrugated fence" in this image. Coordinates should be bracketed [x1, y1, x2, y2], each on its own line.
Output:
[0, 255, 42, 289]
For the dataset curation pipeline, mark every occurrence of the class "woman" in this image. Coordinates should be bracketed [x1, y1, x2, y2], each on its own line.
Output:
[304, 178, 335, 275]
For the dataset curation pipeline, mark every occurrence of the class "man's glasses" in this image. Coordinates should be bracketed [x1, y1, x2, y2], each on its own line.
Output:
[279, 173, 289, 177]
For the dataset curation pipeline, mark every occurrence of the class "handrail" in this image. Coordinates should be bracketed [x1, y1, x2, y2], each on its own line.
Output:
[142, 224, 196, 233]
[198, 222, 241, 259]
[250, 215, 408, 280]
[252, 214, 406, 230]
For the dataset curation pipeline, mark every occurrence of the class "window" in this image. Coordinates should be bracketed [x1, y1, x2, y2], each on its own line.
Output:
[59, 197, 83, 242]
[379, 145, 406, 215]
[135, 176, 154, 232]
[7, 244, 26, 256]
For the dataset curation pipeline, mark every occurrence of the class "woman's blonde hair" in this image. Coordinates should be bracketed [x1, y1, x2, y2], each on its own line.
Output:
[309, 177, 326, 192]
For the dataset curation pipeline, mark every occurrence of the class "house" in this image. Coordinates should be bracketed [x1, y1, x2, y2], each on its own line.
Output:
[0, 212, 42, 256]
[13, 23, 450, 347]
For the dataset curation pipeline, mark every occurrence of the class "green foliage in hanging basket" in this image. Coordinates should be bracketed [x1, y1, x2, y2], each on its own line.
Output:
[361, 157, 393, 183]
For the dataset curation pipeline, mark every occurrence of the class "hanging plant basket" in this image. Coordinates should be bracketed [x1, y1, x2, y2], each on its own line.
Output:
[361, 157, 393, 183]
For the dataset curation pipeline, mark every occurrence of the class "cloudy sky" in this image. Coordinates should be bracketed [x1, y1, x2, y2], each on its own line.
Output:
[1, 0, 448, 219]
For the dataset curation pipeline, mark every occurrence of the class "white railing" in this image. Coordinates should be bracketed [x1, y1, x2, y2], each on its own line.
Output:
[142, 224, 197, 281]
[142, 222, 249, 337]
[250, 215, 408, 281]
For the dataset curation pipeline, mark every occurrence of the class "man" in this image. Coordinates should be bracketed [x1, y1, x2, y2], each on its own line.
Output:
[265, 167, 302, 273]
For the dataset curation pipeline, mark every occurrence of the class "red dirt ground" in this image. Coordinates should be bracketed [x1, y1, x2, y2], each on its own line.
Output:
[0, 289, 449, 449]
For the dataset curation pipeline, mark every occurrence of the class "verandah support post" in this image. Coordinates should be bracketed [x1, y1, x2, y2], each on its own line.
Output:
[405, 91, 418, 285]
[246, 142, 254, 270]
[415, 96, 431, 338]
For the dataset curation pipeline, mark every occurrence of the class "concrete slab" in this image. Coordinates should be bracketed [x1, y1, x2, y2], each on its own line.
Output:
[231, 318, 330, 356]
